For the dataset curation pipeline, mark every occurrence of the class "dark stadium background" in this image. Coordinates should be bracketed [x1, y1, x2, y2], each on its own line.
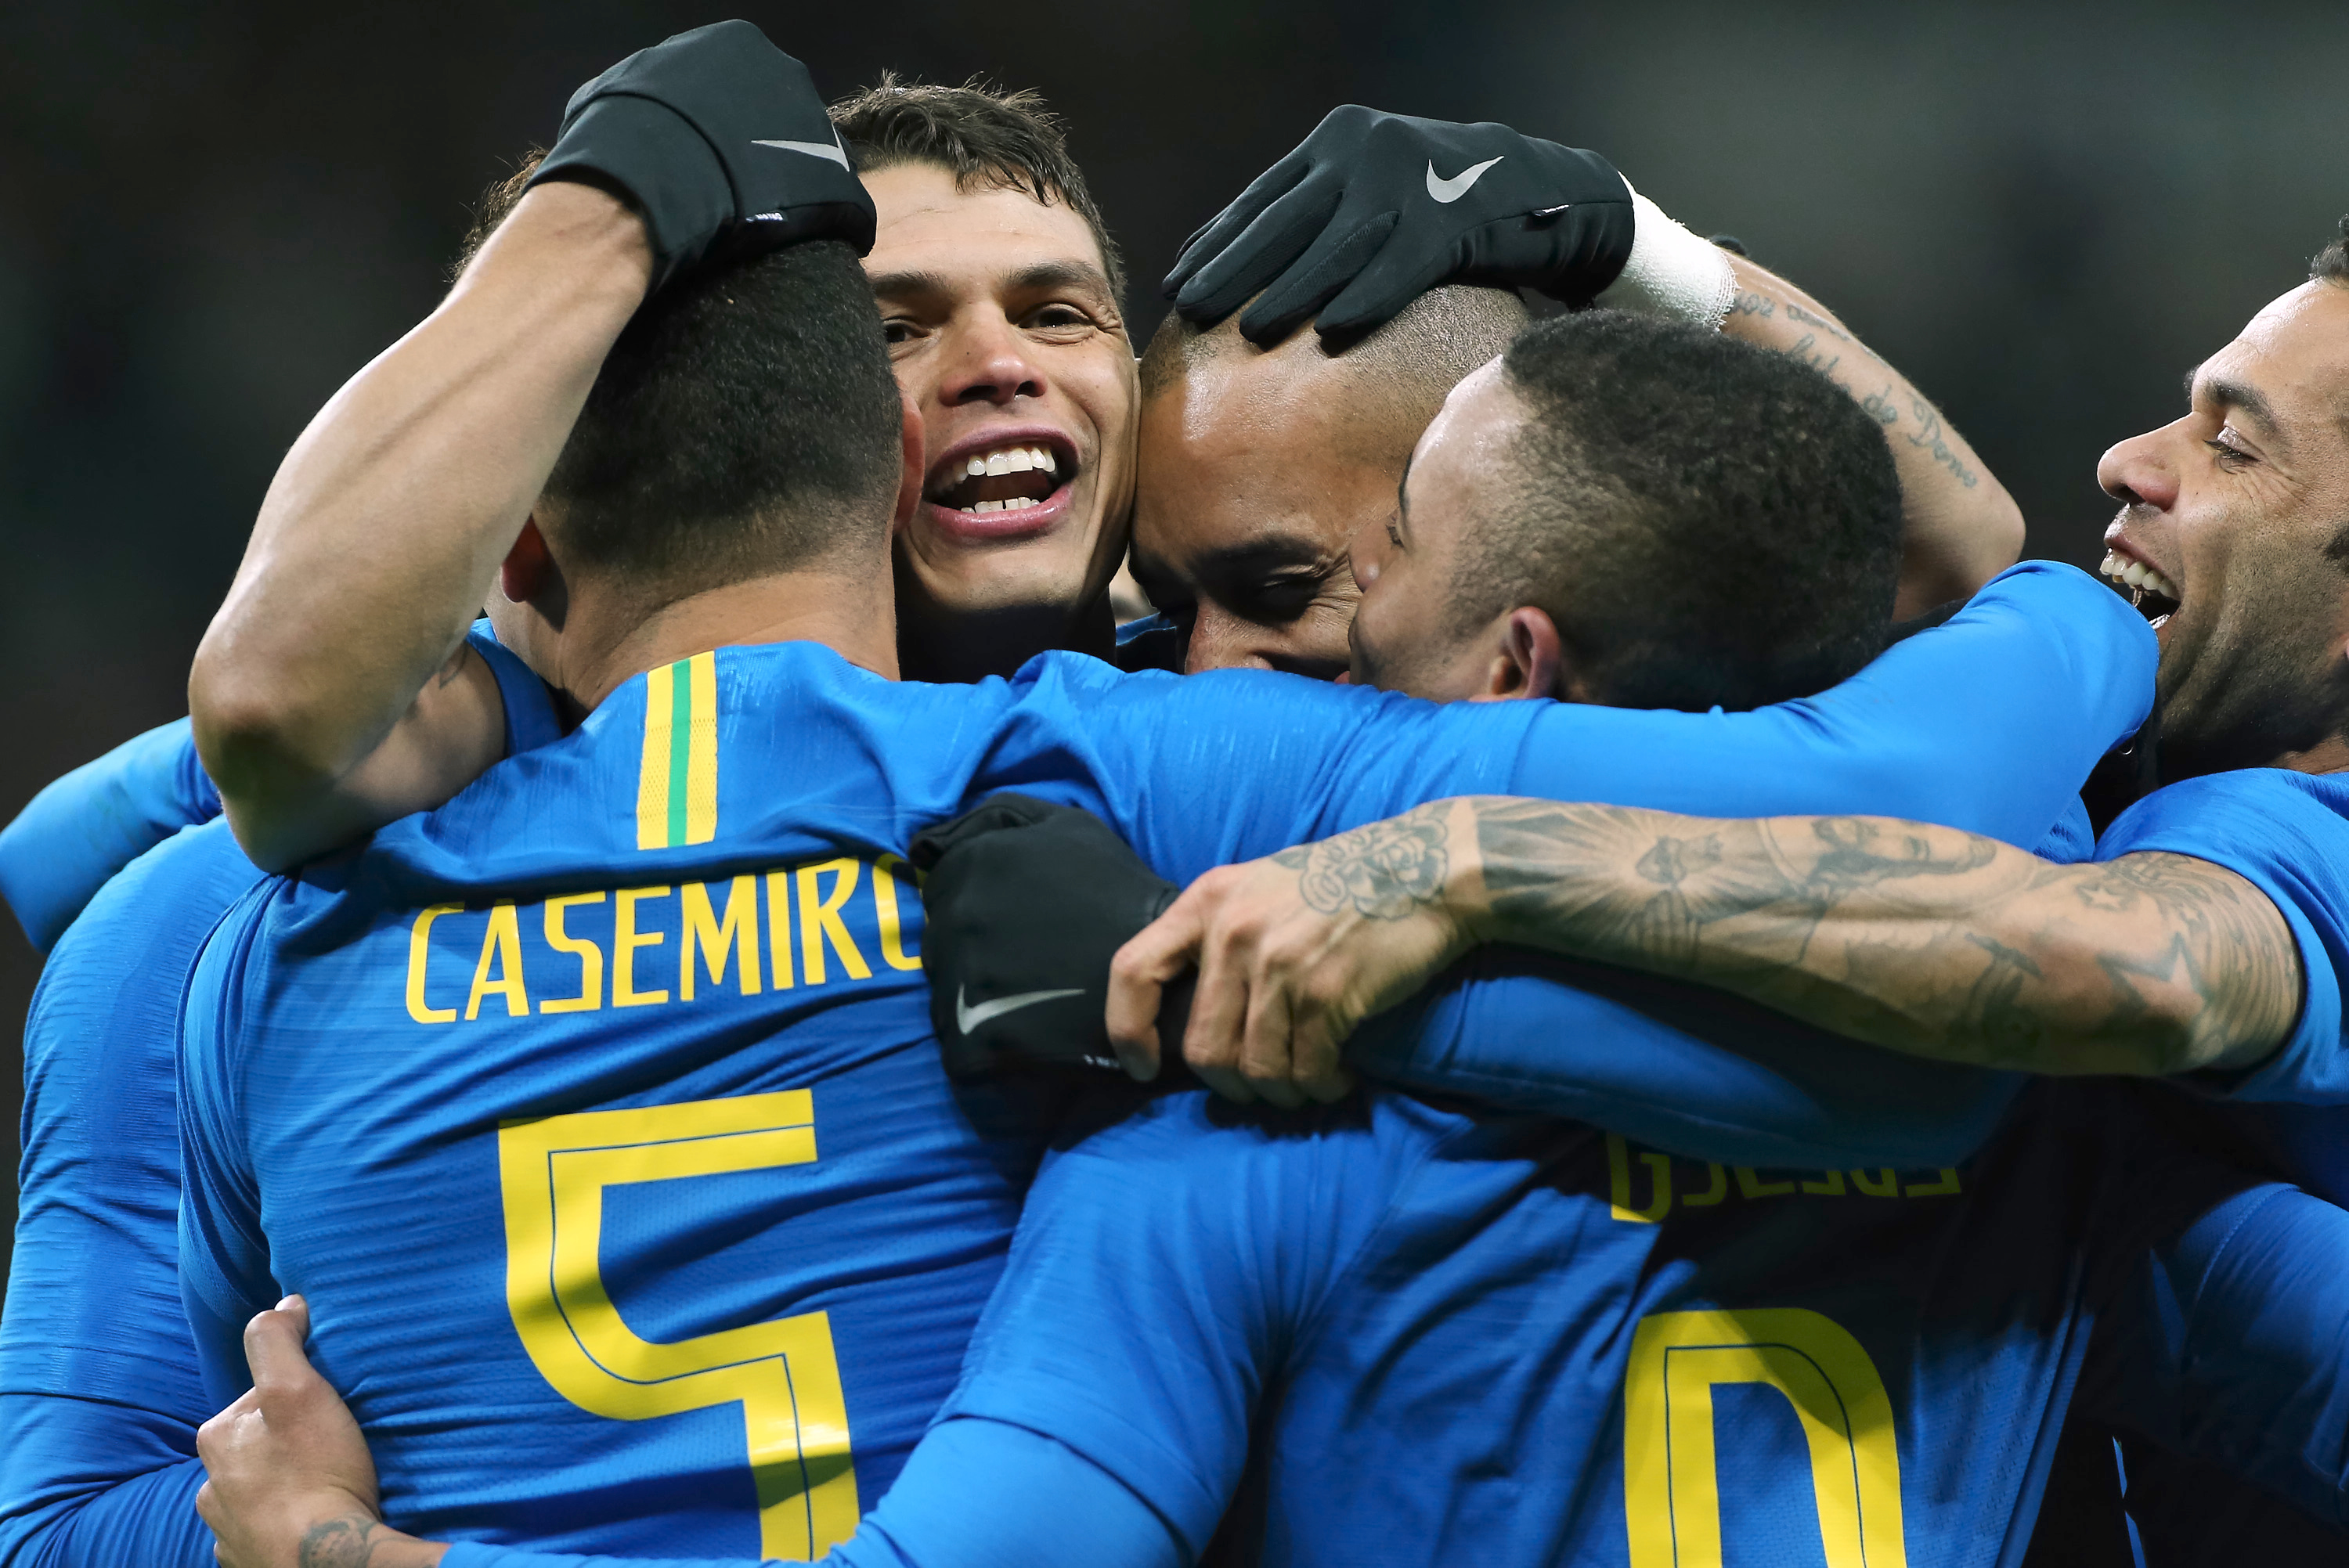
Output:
[2, 0, 2345, 1294]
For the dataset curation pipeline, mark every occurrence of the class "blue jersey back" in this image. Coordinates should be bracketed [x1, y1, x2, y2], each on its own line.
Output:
[937, 1083, 2328, 1568]
[178, 643, 1577, 1558]
[179, 567, 2158, 1559]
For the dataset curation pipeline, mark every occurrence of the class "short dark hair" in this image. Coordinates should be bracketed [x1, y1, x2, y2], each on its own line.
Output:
[829, 74, 1124, 303]
[2314, 214, 2349, 287]
[1456, 310, 1903, 712]
[456, 155, 904, 596]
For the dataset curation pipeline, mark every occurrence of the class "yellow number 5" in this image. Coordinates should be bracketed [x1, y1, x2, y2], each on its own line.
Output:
[498, 1092, 859, 1559]
[1623, 1308, 1907, 1568]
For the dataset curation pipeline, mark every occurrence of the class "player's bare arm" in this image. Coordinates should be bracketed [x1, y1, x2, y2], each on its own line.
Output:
[1113, 797, 2300, 1101]
[1718, 256, 2022, 615]
[188, 180, 651, 871]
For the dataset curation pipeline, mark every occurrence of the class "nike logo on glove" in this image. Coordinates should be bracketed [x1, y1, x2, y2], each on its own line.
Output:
[752, 138, 850, 169]
[955, 984, 1086, 1036]
[1426, 155, 1503, 204]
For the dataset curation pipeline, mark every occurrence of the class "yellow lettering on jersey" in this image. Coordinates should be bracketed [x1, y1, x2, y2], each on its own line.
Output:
[1681, 1163, 1729, 1207]
[1624, 1308, 1907, 1568]
[871, 855, 923, 972]
[541, 893, 606, 1014]
[498, 1093, 857, 1559]
[465, 903, 530, 1020]
[1734, 1167, 1796, 1199]
[680, 878, 761, 1000]
[614, 886, 671, 1007]
[1850, 1168, 1900, 1198]
[765, 871, 796, 989]
[1903, 1169, 1962, 1198]
[1607, 1133, 1672, 1224]
[406, 905, 463, 1024]
[636, 653, 720, 851]
[1799, 1170, 1847, 1197]
[798, 860, 872, 985]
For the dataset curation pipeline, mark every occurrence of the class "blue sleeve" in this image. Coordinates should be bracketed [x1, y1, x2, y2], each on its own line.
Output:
[0, 625, 549, 958]
[439, 1418, 1182, 1568]
[2096, 769, 2349, 1103]
[2091, 1182, 2349, 1529]
[1354, 951, 2025, 1168]
[994, 561, 2149, 885]
[0, 719, 218, 953]
[0, 822, 263, 1568]
[175, 882, 289, 1412]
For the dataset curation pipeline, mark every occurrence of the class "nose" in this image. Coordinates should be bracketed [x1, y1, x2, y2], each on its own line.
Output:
[936, 309, 1045, 408]
[2096, 421, 2182, 511]
[1182, 601, 1277, 673]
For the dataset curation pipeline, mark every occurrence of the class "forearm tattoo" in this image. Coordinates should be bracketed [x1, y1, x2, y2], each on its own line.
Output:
[299, 1517, 388, 1568]
[1275, 802, 1451, 920]
[1467, 799, 2298, 1073]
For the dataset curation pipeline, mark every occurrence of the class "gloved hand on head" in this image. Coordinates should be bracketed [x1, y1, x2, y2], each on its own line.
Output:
[528, 19, 875, 296]
[1163, 104, 1636, 344]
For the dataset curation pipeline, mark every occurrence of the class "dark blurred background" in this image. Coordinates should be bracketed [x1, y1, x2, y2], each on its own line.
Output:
[2, 0, 2346, 1292]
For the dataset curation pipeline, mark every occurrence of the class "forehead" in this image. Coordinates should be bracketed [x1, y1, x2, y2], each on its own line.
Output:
[861, 161, 1106, 287]
[1135, 364, 1396, 564]
[2199, 281, 2349, 434]
[1409, 359, 1522, 492]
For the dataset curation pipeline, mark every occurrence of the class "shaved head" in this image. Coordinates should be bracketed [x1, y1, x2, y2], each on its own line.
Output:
[1131, 286, 1529, 675]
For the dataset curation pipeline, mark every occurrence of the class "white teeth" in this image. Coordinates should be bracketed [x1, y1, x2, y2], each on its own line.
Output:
[973, 499, 1002, 514]
[1006, 496, 1036, 510]
[2099, 549, 2180, 603]
[965, 456, 987, 478]
[2123, 561, 2149, 587]
[2145, 568, 2179, 600]
[1004, 449, 1035, 473]
[1033, 447, 1055, 473]
[984, 452, 1012, 476]
[2099, 550, 2125, 579]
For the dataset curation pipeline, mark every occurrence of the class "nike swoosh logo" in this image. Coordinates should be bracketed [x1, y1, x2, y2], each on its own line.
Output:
[955, 984, 1086, 1036]
[752, 138, 850, 170]
[1426, 155, 1503, 204]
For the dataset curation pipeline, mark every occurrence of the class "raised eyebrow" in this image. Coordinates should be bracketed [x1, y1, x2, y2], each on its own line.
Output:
[865, 269, 954, 302]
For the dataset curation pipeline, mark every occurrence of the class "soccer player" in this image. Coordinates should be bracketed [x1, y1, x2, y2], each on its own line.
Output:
[1133, 106, 2025, 676]
[831, 79, 1141, 682]
[0, 627, 558, 1568]
[177, 314, 2346, 1568]
[166, 23, 2156, 1564]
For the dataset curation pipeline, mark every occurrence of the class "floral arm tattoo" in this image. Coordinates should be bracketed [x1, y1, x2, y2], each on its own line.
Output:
[1449, 798, 2301, 1076]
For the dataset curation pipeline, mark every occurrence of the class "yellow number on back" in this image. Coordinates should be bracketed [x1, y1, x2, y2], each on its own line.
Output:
[498, 1092, 858, 1559]
[1623, 1308, 1906, 1568]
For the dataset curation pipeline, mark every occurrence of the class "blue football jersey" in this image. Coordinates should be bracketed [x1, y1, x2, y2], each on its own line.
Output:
[907, 1082, 2346, 1568]
[0, 624, 555, 1568]
[180, 564, 2152, 1559]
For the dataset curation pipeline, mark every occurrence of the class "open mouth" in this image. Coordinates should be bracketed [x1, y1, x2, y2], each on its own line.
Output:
[2098, 548, 2180, 624]
[923, 437, 1078, 521]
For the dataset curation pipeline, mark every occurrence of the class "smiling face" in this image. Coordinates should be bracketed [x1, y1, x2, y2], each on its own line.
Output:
[2095, 277, 2349, 780]
[863, 161, 1137, 676]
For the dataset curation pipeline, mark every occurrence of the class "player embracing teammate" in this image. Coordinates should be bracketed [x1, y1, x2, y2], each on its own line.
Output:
[0, 16, 2342, 1568]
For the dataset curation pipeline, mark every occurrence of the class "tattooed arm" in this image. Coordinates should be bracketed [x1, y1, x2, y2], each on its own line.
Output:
[1459, 797, 2300, 1076]
[1719, 255, 2022, 618]
[1106, 798, 2299, 1102]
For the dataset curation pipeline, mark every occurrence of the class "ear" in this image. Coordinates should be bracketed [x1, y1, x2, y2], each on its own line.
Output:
[499, 516, 554, 605]
[892, 390, 927, 533]
[1470, 606, 1569, 702]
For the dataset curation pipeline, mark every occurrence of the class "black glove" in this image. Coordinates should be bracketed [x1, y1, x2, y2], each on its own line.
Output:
[910, 795, 1195, 1083]
[528, 20, 875, 295]
[1164, 105, 1635, 345]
